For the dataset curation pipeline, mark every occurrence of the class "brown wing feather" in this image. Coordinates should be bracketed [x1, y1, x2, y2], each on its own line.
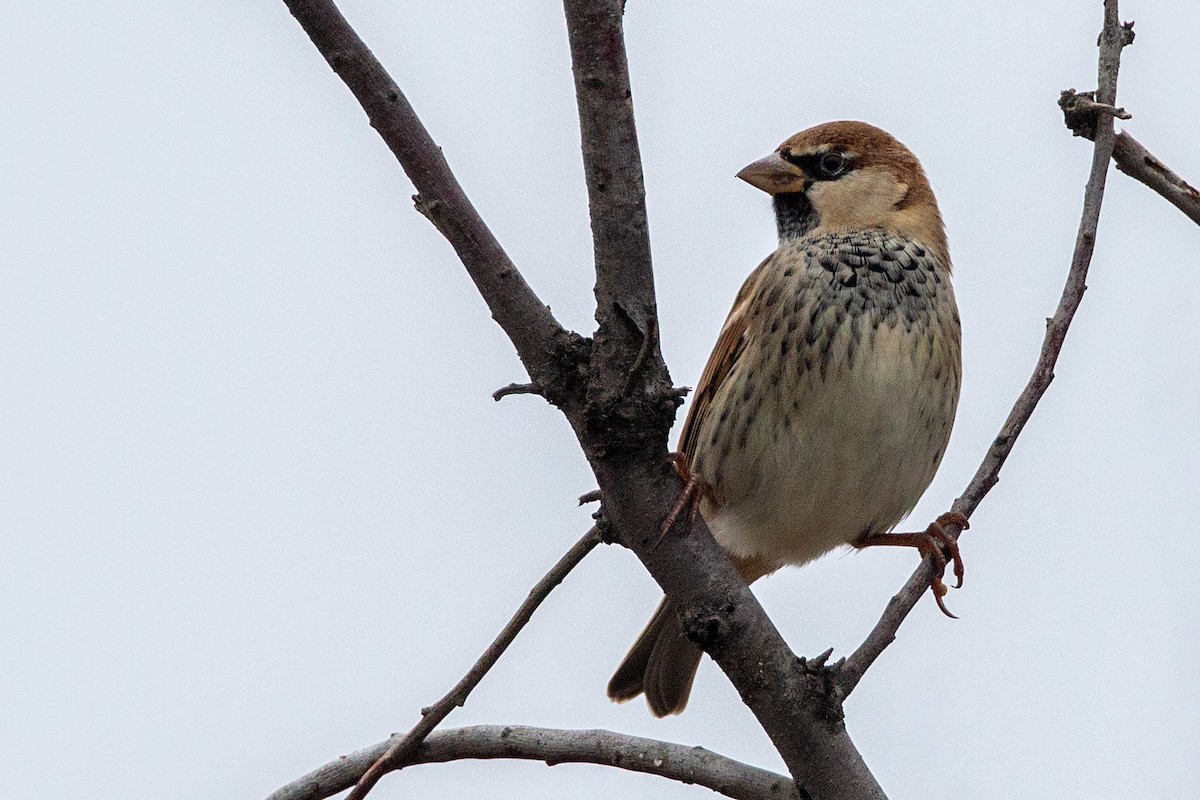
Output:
[677, 256, 772, 462]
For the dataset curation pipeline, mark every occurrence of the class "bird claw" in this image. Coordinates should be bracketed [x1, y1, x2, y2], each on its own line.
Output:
[930, 574, 957, 619]
[932, 511, 969, 588]
[855, 511, 970, 618]
[922, 512, 968, 617]
[655, 453, 710, 547]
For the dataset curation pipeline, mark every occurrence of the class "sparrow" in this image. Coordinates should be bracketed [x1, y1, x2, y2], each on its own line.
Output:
[607, 121, 963, 716]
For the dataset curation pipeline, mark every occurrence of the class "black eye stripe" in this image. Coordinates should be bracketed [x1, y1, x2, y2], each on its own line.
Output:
[779, 150, 852, 181]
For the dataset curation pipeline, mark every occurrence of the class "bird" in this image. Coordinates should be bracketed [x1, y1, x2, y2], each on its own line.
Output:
[607, 121, 964, 717]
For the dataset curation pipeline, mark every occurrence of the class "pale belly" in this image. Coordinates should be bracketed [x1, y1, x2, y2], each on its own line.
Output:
[686, 230, 961, 570]
[697, 317, 958, 568]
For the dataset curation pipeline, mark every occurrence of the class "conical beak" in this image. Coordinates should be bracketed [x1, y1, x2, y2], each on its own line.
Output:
[736, 152, 807, 194]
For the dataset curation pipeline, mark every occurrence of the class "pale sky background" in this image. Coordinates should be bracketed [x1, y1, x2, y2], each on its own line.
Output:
[3, 2, 1198, 799]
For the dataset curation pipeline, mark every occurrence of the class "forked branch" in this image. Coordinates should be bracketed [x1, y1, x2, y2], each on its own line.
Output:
[1060, 89, 1200, 226]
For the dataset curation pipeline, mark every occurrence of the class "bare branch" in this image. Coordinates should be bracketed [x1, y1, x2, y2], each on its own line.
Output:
[280, 0, 580, 398]
[1111, 132, 1200, 225]
[493, 382, 543, 401]
[562, 0, 658, 337]
[839, 0, 1133, 694]
[1060, 89, 1131, 122]
[267, 725, 800, 800]
[1058, 26, 1199, 226]
[1061, 90, 1200, 225]
[328, 527, 602, 800]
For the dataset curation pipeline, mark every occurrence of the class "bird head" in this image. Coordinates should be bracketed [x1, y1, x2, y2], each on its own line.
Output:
[737, 120, 948, 266]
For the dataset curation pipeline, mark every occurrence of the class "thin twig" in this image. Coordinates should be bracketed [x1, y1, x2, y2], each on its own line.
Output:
[839, 0, 1133, 695]
[266, 725, 799, 800]
[324, 527, 602, 800]
[1060, 89, 1131, 122]
[1111, 132, 1200, 226]
[493, 382, 543, 401]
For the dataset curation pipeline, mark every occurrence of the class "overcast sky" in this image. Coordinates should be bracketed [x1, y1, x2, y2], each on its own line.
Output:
[3, 2, 1198, 799]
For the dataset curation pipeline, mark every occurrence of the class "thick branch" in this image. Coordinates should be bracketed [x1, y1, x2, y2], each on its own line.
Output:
[333, 527, 601, 800]
[562, 0, 658, 339]
[267, 725, 800, 800]
[839, 0, 1133, 693]
[281, 0, 580, 399]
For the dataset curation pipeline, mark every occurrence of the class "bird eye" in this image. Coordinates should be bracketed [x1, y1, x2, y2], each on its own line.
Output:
[817, 152, 848, 178]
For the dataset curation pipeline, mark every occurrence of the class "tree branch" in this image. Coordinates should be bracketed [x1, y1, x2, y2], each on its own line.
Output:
[280, 0, 587, 407]
[1110, 132, 1200, 225]
[1060, 90, 1200, 226]
[839, 0, 1135, 694]
[267, 725, 800, 800]
[562, 0, 658, 341]
[323, 527, 602, 800]
[493, 382, 543, 401]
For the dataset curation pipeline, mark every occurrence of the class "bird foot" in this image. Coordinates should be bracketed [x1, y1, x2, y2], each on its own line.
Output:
[655, 453, 711, 547]
[855, 512, 969, 618]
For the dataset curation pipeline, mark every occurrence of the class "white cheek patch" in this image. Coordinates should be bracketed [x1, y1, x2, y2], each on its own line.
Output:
[808, 168, 908, 230]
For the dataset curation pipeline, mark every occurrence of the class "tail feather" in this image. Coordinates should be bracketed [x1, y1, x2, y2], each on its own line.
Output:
[606, 598, 702, 716]
[607, 553, 779, 716]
